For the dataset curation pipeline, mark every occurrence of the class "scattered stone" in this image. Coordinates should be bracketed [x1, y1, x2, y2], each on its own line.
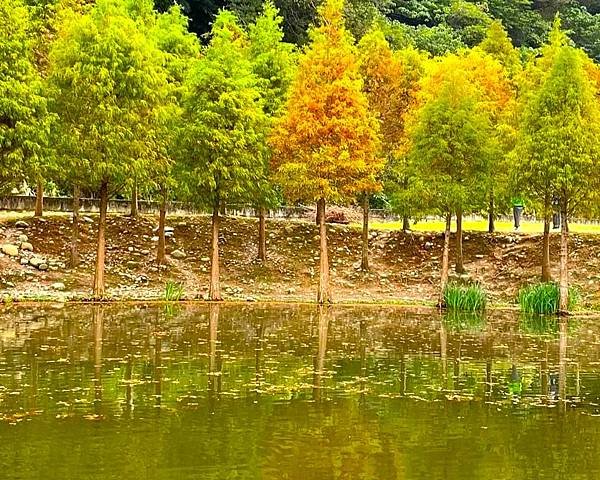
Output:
[15, 221, 29, 229]
[141, 249, 150, 256]
[18, 234, 28, 243]
[151, 236, 159, 242]
[170, 249, 186, 259]
[38, 263, 48, 271]
[475, 254, 485, 259]
[20, 242, 33, 252]
[1, 244, 19, 257]
[29, 257, 45, 268]
[127, 246, 134, 252]
[201, 256, 210, 262]
[20, 258, 29, 265]
[83, 216, 94, 223]
[51, 282, 66, 291]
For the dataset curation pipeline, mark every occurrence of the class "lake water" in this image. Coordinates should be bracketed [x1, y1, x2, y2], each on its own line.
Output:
[0, 303, 599, 479]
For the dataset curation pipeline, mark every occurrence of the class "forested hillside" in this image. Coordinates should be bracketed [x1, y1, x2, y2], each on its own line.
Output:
[153, 0, 600, 58]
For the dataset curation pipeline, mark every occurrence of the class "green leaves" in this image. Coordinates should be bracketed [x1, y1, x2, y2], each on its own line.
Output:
[178, 10, 268, 208]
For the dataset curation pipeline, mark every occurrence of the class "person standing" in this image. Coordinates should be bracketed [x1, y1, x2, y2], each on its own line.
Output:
[512, 196, 525, 230]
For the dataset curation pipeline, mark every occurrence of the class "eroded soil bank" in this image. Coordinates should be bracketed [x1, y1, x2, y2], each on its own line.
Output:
[0, 213, 597, 307]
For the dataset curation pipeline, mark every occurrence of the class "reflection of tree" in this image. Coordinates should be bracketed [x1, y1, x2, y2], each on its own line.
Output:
[558, 318, 568, 413]
[93, 306, 104, 416]
[253, 316, 265, 400]
[313, 306, 330, 402]
[208, 304, 222, 402]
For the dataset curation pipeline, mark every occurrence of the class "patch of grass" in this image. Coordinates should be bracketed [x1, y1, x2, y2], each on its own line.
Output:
[518, 282, 579, 315]
[443, 282, 487, 312]
[164, 280, 184, 302]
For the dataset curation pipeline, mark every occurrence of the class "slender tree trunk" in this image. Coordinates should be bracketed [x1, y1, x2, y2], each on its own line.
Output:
[130, 180, 138, 218]
[558, 198, 569, 314]
[488, 193, 495, 234]
[456, 207, 465, 274]
[317, 198, 332, 304]
[542, 214, 552, 283]
[257, 206, 266, 262]
[157, 192, 166, 265]
[34, 180, 43, 217]
[439, 212, 452, 308]
[209, 201, 222, 301]
[93, 181, 109, 299]
[71, 185, 80, 268]
[361, 195, 369, 271]
[402, 216, 410, 233]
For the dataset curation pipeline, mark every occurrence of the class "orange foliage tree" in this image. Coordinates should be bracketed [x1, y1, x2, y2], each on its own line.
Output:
[270, 0, 381, 304]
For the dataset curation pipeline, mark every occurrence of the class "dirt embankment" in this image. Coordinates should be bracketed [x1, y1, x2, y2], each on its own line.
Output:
[0, 213, 598, 307]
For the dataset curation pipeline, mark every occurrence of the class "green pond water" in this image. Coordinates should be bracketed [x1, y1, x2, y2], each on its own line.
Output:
[0, 304, 599, 479]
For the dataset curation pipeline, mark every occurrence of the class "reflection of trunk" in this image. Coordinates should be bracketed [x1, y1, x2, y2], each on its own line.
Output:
[257, 207, 266, 262]
[313, 306, 329, 401]
[440, 321, 447, 384]
[488, 193, 495, 233]
[125, 354, 133, 412]
[558, 319, 567, 410]
[254, 318, 264, 398]
[541, 344, 549, 402]
[456, 207, 464, 274]
[559, 199, 569, 314]
[130, 180, 138, 218]
[359, 319, 367, 400]
[209, 200, 222, 301]
[361, 195, 369, 271]
[157, 192, 166, 264]
[316, 198, 332, 304]
[439, 213, 452, 307]
[154, 335, 162, 407]
[208, 304, 221, 395]
[402, 216, 410, 233]
[71, 185, 80, 268]
[93, 307, 103, 414]
[93, 181, 109, 299]
[542, 214, 552, 282]
[35, 180, 43, 217]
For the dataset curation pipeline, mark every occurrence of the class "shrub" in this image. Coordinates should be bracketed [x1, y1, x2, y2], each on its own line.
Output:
[443, 282, 487, 312]
[164, 280, 184, 302]
[518, 282, 579, 315]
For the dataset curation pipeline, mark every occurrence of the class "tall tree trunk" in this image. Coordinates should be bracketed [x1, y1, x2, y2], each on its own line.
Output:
[71, 185, 80, 268]
[209, 201, 222, 301]
[455, 207, 465, 274]
[34, 180, 43, 217]
[439, 212, 452, 308]
[257, 206, 266, 262]
[361, 195, 369, 271]
[317, 198, 332, 304]
[558, 198, 569, 314]
[157, 192, 166, 265]
[93, 181, 109, 299]
[130, 180, 138, 218]
[402, 216, 410, 233]
[542, 215, 552, 283]
[488, 193, 495, 234]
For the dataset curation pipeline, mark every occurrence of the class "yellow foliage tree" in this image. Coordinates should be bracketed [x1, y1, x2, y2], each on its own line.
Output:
[270, 0, 382, 304]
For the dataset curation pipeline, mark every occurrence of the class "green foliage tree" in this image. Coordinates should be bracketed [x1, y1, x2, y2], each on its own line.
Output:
[517, 43, 600, 314]
[0, 0, 47, 197]
[409, 54, 498, 304]
[49, 0, 167, 298]
[248, 0, 295, 262]
[178, 10, 267, 300]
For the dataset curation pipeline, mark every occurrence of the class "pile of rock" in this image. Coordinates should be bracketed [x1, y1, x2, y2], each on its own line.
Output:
[0, 231, 53, 271]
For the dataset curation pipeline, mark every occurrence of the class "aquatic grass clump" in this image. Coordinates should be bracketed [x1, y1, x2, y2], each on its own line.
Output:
[164, 280, 184, 302]
[443, 282, 487, 312]
[518, 282, 579, 315]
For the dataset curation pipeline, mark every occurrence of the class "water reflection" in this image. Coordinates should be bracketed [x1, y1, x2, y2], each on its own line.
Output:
[0, 304, 599, 479]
